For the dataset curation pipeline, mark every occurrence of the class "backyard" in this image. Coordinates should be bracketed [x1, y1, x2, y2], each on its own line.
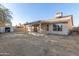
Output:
[0, 32, 79, 56]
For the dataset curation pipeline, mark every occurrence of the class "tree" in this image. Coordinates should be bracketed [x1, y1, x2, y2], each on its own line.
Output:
[0, 4, 12, 24]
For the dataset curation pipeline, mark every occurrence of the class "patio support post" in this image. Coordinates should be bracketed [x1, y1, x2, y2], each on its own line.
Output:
[30, 24, 32, 32]
[39, 23, 42, 33]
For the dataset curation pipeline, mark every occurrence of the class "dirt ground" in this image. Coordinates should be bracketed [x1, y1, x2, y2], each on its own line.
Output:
[0, 32, 79, 56]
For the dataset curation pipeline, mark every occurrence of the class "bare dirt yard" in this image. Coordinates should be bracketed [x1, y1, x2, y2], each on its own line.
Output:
[0, 32, 79, 56]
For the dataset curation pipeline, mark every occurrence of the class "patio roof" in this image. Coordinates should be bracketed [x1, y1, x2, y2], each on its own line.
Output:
[26, 15, 73, 25]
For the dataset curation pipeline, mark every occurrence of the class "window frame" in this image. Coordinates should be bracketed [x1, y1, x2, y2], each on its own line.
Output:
[53, 24, 63, 31]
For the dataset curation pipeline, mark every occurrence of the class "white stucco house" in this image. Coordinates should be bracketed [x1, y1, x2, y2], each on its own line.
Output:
[26, 12, 73, 35]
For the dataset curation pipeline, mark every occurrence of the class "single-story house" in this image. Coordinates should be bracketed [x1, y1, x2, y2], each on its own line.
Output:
[26, 12, 73, 35]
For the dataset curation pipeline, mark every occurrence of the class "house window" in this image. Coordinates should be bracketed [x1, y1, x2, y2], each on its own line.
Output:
[53, 24, 63, 31]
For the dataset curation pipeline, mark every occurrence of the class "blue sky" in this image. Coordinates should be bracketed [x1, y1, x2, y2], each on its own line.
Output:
[2, 3, 79, 26]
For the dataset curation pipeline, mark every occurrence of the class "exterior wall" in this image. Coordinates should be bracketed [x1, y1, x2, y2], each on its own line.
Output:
[10, 26, 13, 32]
[35, 23, 69, 35]
[6, 26, 13, 32]
[0, 27, 13, 33]
[48, 24, 69, 35]
[0, 27, 5, 32]
[66, 16, 73, 30]
[27, 23, 69, 35]
[46, 16, 73, 35]
[5, 23, 13, 32]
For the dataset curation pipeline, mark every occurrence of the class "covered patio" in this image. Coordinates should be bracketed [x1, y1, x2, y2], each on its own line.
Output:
[28, 20, 50, 34]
